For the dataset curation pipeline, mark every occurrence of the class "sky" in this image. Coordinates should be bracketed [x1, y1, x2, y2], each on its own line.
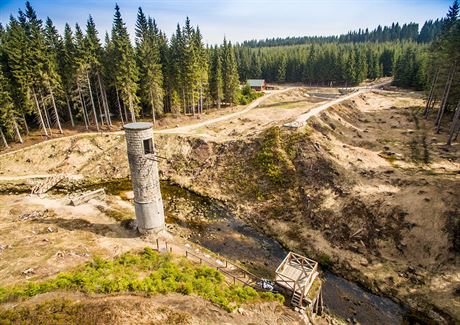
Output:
[0, 0, 452, 44]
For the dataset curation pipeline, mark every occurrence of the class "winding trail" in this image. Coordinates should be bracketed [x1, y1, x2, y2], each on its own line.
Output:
[0, 79, 391, 158]
[283, 79, 392, 128]
[156, 87, 294, 135]
[0, 87, 293, 158]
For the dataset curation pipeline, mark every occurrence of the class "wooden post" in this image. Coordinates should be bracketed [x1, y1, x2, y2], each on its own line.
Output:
[156, 238, 159, 251]
[165, 241, 168, 251]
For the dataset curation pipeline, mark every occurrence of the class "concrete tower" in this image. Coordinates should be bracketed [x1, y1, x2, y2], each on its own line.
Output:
[124, 122, 165, 234]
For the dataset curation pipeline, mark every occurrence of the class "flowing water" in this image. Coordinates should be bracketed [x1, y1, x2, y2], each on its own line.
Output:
[106, 179, 406, 324]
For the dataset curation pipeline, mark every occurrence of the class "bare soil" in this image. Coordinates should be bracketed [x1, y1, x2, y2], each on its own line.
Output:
[1, 292, 303, 324]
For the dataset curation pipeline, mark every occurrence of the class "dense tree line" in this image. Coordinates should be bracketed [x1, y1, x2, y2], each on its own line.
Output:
[421, 0, 460, 144]
[242, 20, 445, 48]
[236, 42, 427, 87]
[0, 2, 242, 146]
[0, 1, 458, 148]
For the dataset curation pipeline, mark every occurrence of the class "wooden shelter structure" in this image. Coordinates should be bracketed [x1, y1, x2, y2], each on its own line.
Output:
[247, 79, 266, 91]
[275, 252, 322, 312]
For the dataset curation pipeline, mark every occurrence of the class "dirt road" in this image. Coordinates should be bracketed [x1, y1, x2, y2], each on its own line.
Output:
[0, 79, 391, 157]
[0, 88, 294, 158]
[156, 87, 295, 135]
[283, 79, 392, 128]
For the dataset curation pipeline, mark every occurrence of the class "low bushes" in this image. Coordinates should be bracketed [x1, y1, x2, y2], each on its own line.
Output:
[0, 247, 284, 312]
[239, 84, 263, 105]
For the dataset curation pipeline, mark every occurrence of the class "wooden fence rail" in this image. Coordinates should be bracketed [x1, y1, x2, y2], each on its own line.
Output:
[149, 239, 261, 289]
[184, 250, 259, 287]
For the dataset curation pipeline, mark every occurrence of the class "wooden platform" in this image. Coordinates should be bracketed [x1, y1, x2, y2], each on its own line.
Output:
[275, 252, 320, 309]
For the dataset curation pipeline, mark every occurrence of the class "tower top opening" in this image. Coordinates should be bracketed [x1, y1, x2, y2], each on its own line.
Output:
[124, 122, 153, 131]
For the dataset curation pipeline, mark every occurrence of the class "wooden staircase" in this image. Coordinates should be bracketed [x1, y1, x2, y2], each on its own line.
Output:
[291, 289, 304, 308]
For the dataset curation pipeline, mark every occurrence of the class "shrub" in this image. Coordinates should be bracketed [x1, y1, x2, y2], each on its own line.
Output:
[239, 84, 263, 105]
[0, 248, 281, 312]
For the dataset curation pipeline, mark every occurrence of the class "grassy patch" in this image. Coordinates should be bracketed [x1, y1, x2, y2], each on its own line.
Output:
[316, 253, 333, 270]
[0, 248, 283, 312]
[253, 127, 293, 186]
[306, 277, 322, 301]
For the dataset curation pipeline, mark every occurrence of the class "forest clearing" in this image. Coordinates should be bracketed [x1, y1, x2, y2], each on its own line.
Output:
[0, 83, 459, 324]
[1, 0, 460, 324]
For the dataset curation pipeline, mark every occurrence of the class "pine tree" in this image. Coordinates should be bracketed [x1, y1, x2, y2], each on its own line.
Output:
[170, 23, 185, 113]
[86, 15, 111, 127]
[74, 23, 93, 129]
[3, 16, 33, 134]
[222, 38, 239, 105]
[112, 4, 139, 122]
[0, 64, 22, 144]
[250, 51, 261, 78]
[209, 46, 223, 108]
[16, 3, 49, 136]
[193, 26, 208, 114]
[443, 0, 459, 32]
[135, 7, 163, 122]
[62, 23, 76, 126]
[43, 17, 64, 134]
[277, 53, 287, 82]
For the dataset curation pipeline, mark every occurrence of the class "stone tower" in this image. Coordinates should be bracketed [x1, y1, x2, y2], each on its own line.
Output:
[124, 122, 165, 234]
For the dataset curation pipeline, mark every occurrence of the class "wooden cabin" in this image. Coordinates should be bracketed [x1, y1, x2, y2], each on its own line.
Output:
[247, 79, 266, 91]
[275, 252, 323, 313]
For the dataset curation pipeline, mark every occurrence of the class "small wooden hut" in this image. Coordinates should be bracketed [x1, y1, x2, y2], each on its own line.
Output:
[247, 79, 266, 91]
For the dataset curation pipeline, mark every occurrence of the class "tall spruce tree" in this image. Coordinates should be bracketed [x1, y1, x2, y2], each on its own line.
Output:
[43, 17, 64, 134]
[86, 15, 111, 127]
[112, 4, 139, 122]
[222, 38, 239, 105]
[0, 64, 22, 144]
[209, 46, 223, 109]
[135, 7, 163, 122]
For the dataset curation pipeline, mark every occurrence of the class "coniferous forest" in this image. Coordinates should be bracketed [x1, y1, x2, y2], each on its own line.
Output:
[0, 1, 459, 146]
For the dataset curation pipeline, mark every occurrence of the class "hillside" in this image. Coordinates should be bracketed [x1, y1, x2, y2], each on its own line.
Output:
[1, 86, 458, 323]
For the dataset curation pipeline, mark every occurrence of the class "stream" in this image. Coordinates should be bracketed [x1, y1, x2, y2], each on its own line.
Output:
[107, 179, 407, 324]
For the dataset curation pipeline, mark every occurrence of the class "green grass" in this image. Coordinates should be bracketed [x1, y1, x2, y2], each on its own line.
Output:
[0, 248, 283, 312]
[253, 127, 288, 186]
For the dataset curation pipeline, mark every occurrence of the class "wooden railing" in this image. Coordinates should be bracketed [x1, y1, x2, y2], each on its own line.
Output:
[185, 250, 259, 287]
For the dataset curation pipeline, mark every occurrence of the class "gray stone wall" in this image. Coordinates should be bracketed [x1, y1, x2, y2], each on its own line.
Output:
[125, 123, 165, 233]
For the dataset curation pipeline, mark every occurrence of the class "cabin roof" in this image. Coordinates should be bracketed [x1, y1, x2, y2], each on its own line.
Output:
[247, 79, 265, 87]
